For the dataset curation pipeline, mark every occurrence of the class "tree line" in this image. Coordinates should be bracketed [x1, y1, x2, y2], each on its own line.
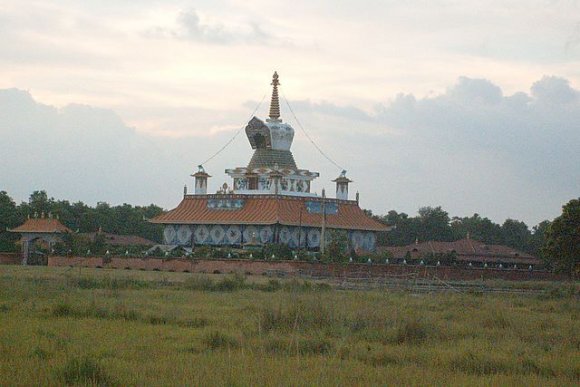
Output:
[1, 190, 577, 275]
[0, 190, 164, 252]
[370, 206, 549, 257]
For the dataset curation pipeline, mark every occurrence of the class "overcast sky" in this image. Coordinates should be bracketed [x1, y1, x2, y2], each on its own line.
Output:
[1, 0, 579, 227]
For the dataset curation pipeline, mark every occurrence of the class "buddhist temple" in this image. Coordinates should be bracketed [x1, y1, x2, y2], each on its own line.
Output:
[151, 73, 389, 252]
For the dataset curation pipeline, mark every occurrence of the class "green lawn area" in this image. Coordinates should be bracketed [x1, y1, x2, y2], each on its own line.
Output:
[0, 266, 578, 386]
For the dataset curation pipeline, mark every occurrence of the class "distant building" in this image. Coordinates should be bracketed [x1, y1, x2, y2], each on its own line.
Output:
[9, 213, 71, 264]
[80, 231, 156, 248]
[151, 72, 390, 251]
[379, 237, 542, 267]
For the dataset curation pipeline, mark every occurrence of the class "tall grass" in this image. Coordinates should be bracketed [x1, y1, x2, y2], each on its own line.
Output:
[0, 266, 578, 386]
[56, 356, 114, 386]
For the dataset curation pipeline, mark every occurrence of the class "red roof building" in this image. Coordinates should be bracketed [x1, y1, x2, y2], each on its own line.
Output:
[80, 232, 156, 247]
[378, 238, 541, 266]
[151, 73, 390, 251]
[9, 217, 71, 234]
[9, 214, 71, 264]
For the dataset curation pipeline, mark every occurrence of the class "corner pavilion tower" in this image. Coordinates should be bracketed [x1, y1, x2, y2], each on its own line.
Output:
[151, 73, 389, 252]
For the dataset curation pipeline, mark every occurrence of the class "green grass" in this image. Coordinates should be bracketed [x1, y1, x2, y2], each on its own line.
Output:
[0, 266, 578, 386]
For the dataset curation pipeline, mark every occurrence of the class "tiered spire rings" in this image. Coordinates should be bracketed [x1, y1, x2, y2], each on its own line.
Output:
[268, 71, 281, 122]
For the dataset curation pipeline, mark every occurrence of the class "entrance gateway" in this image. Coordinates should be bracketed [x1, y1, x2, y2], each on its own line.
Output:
[9, 213, 71, 265]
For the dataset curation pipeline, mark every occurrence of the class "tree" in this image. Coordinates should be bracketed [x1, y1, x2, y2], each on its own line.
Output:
[501, 219, 531, 252]
[417, 206, 453, 241]
[450, 213, 503, 244]
[0, 191, 21, 251]
[377, 210, 417, 246]
[542, 198, 580, 276]
[528, 220, 550, 257]
[28, 190, 54, 216]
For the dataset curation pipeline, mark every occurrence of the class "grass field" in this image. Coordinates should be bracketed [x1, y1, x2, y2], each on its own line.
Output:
[0, 266, 578, 386]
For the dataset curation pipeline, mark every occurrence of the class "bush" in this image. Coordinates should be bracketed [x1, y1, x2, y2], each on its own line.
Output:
[395, 317, 429, 344]
[260, 301, 337, 332]
[57, 356, 114, 386]
[264, 336, 332, 355]
[214, 273, 246, 291]
[203, 331, 239, 350]
[262, 243, 293, 260]
[258, 279, 282, 292]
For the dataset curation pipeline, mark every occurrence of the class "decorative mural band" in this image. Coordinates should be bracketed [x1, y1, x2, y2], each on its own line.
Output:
[207, 199, 245, 210]
[305, 201, 338, 215]
[164, 224, 377, 251]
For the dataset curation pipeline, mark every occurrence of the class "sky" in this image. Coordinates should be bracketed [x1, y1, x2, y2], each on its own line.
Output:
[1, 0, 580, 227]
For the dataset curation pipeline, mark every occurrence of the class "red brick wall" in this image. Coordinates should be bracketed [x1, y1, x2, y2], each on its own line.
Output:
[47, 256, 567, 281]
[0, 253, 21, 265]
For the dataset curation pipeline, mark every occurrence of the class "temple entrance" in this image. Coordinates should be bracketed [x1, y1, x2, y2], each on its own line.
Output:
[9, 214, 71, 265]
[22, 237, 52, 265]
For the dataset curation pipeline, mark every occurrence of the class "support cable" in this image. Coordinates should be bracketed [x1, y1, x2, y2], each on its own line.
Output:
[199, 93, 267, 167]
[281, 92, 345, 171]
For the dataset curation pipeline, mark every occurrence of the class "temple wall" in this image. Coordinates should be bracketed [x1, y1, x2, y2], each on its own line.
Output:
[47, 256, 567, 281]
[163, 224, 378, 251]
[0, 253, 21, 265]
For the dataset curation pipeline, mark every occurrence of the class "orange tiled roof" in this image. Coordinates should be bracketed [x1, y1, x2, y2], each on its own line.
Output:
[9, 218, 71, 234]
[150, 194, 390, 232]
[81, 232, 156, 247]
[378, 238, 540, 264]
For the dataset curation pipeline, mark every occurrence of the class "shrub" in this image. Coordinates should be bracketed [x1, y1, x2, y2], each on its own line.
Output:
[258, 279, 282, 292]
[449, 351, 511, 375]
[214, 273, 246, 291]
[30, 346, 49, 360]
[182, 276, 215, 291]
[57, 356, 114, 386]
[52, 302, 74, 317]
[483, 309, 512, 329]
[260, 301, 337, 332]
[178, 317, 209, 328]
[297, 336, 332, 355]
[264, 336, 332, 355]
[395, 317, 429, 344]
[262, 243, 293, 260]
[203, 331, 239, 350]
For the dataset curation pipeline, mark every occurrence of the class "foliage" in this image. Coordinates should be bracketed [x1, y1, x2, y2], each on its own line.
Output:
[542, 198, 580, 276]
[376, 206, 548, 257]
[0, 189, 561, 262]
[321, 230, 349, 263]
[57, 356, 114, 386]
[0, 191, 164, 251]
[0, 191, 23, 252]
[262, 243, 293, 260]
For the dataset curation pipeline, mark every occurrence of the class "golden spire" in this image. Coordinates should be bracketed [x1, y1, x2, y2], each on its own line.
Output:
[268, 71, 281, 121]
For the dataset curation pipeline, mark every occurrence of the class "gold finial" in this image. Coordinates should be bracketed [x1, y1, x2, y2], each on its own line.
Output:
[268, 71, 281, 122]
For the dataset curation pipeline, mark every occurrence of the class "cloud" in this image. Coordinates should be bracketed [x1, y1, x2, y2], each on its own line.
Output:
[1, 75, 579, 227]
[565, 22, 580, 53]
[367, 76, 580, 223]
[144, 8, 289, 46]
[530, 76, 578, 104]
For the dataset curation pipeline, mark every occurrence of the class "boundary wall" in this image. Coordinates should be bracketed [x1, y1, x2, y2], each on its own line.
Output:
[0, 253, 20, 265]
[46, 256, 568, 282]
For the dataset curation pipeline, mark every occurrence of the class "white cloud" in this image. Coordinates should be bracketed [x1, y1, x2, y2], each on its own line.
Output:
[1, 75, 579, 227]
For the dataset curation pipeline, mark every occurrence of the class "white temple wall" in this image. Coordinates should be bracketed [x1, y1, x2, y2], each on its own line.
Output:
[163, 224, 378, 252]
